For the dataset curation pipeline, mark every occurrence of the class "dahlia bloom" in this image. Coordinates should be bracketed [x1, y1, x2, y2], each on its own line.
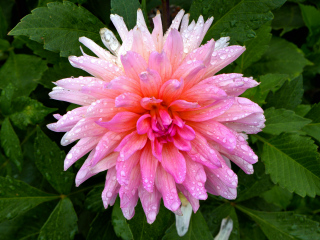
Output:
[48, 9, 265, 224]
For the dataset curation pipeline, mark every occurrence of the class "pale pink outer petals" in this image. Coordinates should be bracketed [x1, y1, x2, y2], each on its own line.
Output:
[205, 168, 238, 200]
[169, 100, 200, 112]
[86, 98, 122, 119]
[176, 185, 199, 213]
[91, 131, 128, 166]
[179, 98, 234, 121]
[206, 73, 259, 97]
[64, 136, 102, 170]
[181, 83, 227, 105]
[140, 143, 159, 192]
[81, 81, 110, 99]
[68, 55, 122, 81]
[148, 51, 172, 83]
[116, 151, 140, 185]
[79, 37, 117, 63]
[163, 29, 184, 72]
[214, 37, 230, 51]
[159, 79, 184, 105]
[102, 167, 120, 209]
[76, 152, 118, 187]
[137, 114, 151, 135]
[181, 16, 205, 55]
[49, 87, 96, 106]
[96, 112, 140, 132]
[61, 118, 106, 146]
[139, 68, 162, 98]
[110, 14, 129, 42]
[121, 51, 147, 81]
[115, 131, 148, 161]
[151, 12, 163, 52]
[200, 17, 214, 42]
[119, 164, 141, 219]
[180, 13, 189, 33]
[151, 138, 163, 161]
[47, 106, 87, 132]
[188, 120, 237, 151]
[55, 77, 102, 91]
[155, 165, 181, 212]
[163, 9, 185, 41]
[183, 40, 215, 67]
[221, 153, 254, 174]
[214, 97, 263, 122]
[223, 112, 265, 134]
[115, 92, 145, 114]
[203, 46, 245, 79]
[139, 185, 161, 224]
[182, 156, 208, 200]
[161, 143, 186, 184]
[177, 124, 195, 141]
[107, 76, 142, 95]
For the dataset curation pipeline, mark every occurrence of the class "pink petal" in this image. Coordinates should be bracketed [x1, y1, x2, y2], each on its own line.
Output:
[169, 100, 200, 112]
[183, 39, 215, 67]
[49, 87, 96, 106]
[203, 46, 245, 79]
[139, 68, 162, 98]
[155, 165, 181, 211]
[121, 51, 147, 81]
[177, 184, 200, 213]
[86, 99, 122, 119]
[161, 143, 186, 183]
[64, 136, 101, 170]
[159, 78, 184, 105]
[189, 120, 237, 151]
[151, 12, 163, 52]
[115, 92, 145, 113]
[140, 142, 158, 192]
[177, 125, 195, 141]
[110, 14, 129, 42]
[139, 185, 161, 224]
[151, 138, 163, 161]
[55, 77, 102, 91]
[148, 51, 172, 83]
[223, 113, 265, 134]
[117, 151, 141, 185]
[179, 98, 234, 121]
[68, 55, 122, 81]
[140, 97, 162, 110]
[76, 152, 118, 186]
[119, 164, 140, 220]
[107, 76, 142, 95]
[163, 29, 184, 72]
[96, 112, 140, 132]
[115, 131, 148, 161]
[137, 114, 151, 135]
[163, 9, 185, 41]
[102, 167, 120, 208]
[173, 134, 192, 152]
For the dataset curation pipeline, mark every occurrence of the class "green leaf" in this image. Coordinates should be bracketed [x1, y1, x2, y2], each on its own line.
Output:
[260, 186, 293, 210]
[39, 61, 86, 89]
[265, 75, 304, 110]
[0, 53, 47, 97]
[235, 23, 272, 72]
[111, 0, 141, 30]
[34, 127, 74, 194]
[260, 133, 320, 197]
[0, 83, 15, 116]
[246, 37, 311, 78]
[84, 186, 104, 212]
[38, 198, 78, 240]
[189, 0, 286, 44]
[272, 3, 305, 36]
[111, 199, 134, 240]
[0, 5, 8, 39]
[9, 1, 105, 57]
[294, 104, 311, 117]
[263, 107, 311, 135]
[237, 161, 274, 202]
[87, 211, 120, 240]
[0, 118, 23, 170]
[201, 203, 239, 240]
[237, 206, 320, 240]
[301, 103, 320, 142]
[163, 210, 213, 240]
[299, 4, 320, 48]
[0, 176, 57, 223]
[10, 97, 56, 129]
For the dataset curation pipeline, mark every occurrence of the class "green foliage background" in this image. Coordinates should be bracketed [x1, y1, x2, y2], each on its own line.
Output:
[0, 0, 320, 239]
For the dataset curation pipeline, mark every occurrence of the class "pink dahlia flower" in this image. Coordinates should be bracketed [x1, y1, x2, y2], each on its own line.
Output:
[48, 9, 265, 224]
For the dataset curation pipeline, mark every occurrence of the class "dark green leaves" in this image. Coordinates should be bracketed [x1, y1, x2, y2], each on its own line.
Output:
[38, 198, 78, 240]
[263, 108, 311, 134]
[9, 1, 105, 57]
[111, 0, 141, 30]
[34, 127, 74, 194]
[0, 176, 57, 223]
[0, 53, 47, 97]
[261, 134, 320, 197]
[190, 0, 286, 44]
[302, 103, 320, 142]
[0, 118, 23, 170]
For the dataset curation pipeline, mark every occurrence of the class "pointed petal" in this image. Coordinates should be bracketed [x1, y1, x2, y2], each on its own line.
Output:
[159, 78, 184, 105]
[163, 29, 184, 72]
[96, 112, 140, 132]
[140, 142, 158, 192]
[173, 134, 192, 151]
[148, 51, 172, 83]
[117, 151, 140, 185]
[115, 92, 145, 113]
[86, 98, 122, 119]
[152, 12, 163, 52]
[175, 201, 192, 237]
[176, 185, 199, 213]
[49, 87, 96, 106]
[110, 14, 129, 41]
[100, 28, 121, 55]
[169, 100, 200, 112]
[139, 186, 161, 224]
[107, 76, 142, 95]
[163, 9, 185, 41]
[137, 114, 151, 135]
[102, 167, 120, 208]
[139, 68, 162, 98]
[121, 51, 147, 80]
[183, 39, 215, 67]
